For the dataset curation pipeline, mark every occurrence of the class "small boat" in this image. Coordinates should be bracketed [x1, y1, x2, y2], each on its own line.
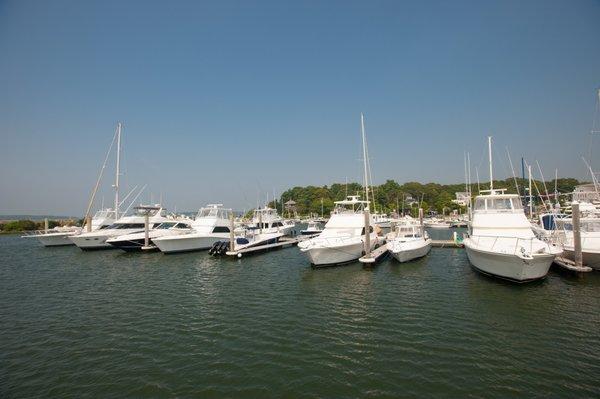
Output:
[386, 217, 431, 262]
[372, 213, 392, 228]
[424, 218, 450, 229]
[300, 220, 324, 235]
[153, 205, 234, 254]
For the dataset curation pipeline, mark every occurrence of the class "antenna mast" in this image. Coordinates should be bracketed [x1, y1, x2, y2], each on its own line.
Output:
[114, 122, 122, 219]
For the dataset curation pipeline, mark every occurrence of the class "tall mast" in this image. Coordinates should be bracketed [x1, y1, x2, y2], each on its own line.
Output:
[114, 122, 122, 219]
[528, 164, 533, 217]
[488, 136, 493, 191]
[361, 113, 370, 209]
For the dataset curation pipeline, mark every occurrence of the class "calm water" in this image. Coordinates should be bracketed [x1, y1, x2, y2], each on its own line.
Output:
[1, 231, 599, 398]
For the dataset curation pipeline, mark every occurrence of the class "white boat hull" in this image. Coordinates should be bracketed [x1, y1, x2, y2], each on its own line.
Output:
[388, 239, 431, 263]
[35, 233, 76, 247]
[464, 241, 555, 282]
[154, 234, 226, 253]
[69, 233, 114, 250]
[300, 236, 378, 266]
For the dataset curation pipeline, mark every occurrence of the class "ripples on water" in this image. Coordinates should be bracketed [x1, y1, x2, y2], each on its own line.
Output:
[1, 232, 599, 398]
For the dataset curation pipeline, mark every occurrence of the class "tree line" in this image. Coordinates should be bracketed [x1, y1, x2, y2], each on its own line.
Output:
[271, 178, 583, 217]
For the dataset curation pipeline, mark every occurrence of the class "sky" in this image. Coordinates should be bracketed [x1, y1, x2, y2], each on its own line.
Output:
[1, 0, 599, 215]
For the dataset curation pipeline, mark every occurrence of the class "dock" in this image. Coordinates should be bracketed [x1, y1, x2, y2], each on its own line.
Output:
[552, 256, 593, 273]
[225, 235, 313, 258]
[431, 240, 463, 248]
[359, 244, 389, 264]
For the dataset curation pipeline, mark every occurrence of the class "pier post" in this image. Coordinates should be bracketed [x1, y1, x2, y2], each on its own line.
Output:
[363, 208, 371, 258]
[44, 218, 48, 233]
[144, 213, 150, 248]
[229, 212, 235, 253]
[259, 211, 263, 234]
[419, 208, 424, 236]
[572, 202, 583, 268]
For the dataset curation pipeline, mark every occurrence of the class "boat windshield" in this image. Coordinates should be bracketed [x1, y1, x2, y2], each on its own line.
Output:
[474, 197, 521, 212]
[155, 222, 178, 229]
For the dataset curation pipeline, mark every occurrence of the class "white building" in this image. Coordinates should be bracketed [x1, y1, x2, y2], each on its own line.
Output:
[452, 192, 470, 206]
[572, 184, 599, 203]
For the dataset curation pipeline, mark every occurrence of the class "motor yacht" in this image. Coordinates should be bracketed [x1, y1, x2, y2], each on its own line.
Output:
[106, 219, 193, 252]
[153, 204, 234, 254]
[463, 189, 562, 282]
[69, 205, 172, 250]
[298, 196, 379, 266]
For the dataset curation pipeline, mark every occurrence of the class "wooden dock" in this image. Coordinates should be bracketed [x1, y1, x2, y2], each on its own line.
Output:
[552, 256, 592, 273]
[359, 245, 389, 264]
[431, 240, 463, 248]
[225, 235, 313, 258]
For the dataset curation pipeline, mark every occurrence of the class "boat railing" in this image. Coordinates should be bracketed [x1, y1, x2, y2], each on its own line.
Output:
[467, 234, 556, 257]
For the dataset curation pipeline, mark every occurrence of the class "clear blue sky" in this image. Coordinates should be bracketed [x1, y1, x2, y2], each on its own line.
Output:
[1, 0, 599, 215]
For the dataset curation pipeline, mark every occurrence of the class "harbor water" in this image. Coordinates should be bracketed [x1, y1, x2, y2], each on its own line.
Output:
[1, 231, 599, 398]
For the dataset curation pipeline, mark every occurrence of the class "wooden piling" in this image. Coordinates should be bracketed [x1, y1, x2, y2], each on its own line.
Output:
[572, 202, 583, 268]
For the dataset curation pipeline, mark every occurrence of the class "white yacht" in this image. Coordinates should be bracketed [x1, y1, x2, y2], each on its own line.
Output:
[298, 196, 379, 266]
[301, 219, 324, 235]
[463, 137, 561, 282]
[464, 189, 561, 282]
[424, 217, 450, 229]
[386, 217, 431, 263]
[553, 209, 600, 270]
[248, 207, 296, 236]
[23, 209, 116, 247]
[69, 205, 172, 250]
[372, 213, 393, 229]
[153, 205, 234, 254]
[106, 219, 193, 252]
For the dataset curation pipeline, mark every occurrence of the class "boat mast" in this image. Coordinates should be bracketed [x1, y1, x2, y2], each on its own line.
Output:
[488, 136, 493, 191]
[361, 113, 370, 209]
[114, 122, 122, 220]
[528, 164, 533, 217]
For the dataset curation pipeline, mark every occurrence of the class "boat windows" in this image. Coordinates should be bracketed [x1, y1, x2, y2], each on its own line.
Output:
[488, 198, 512, 210]
[361, 226, 374, 235]
[174, 223, 191, 229]
[474, 198, 486, 210]
[110, 223, 146, 229]
[212, 226, 230, 233]
[156, 222, 178, 229]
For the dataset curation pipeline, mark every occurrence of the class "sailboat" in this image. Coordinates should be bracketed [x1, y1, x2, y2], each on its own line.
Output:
[462, 137, 562, 282]
[298, 113, 380, 266]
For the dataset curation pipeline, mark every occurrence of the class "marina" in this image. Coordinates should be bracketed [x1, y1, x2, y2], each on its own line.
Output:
[2, 1, 600, 397]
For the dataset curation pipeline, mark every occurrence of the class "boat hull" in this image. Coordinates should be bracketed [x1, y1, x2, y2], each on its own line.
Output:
[388, 240, 431, 263]
[69, 234, 116, 250]
[300, 238, 377, 267]
[154, 235, 224, 254]
[36, 234, 76, 247]
[464, 242, 554, 282]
